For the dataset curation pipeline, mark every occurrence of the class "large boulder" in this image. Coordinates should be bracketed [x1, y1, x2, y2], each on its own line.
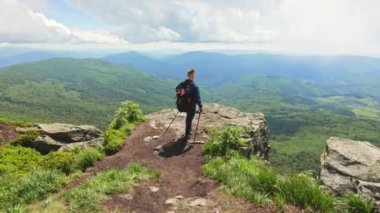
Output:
[147, 104, 270, 160]
[320, 137, 380, 207]
[29, 123, 103, 153]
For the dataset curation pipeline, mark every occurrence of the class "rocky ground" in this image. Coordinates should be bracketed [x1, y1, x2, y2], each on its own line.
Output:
[64, 104, 297, 212]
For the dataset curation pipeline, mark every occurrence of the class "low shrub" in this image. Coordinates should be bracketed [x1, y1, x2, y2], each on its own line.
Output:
[104, 129, 126, 154]
[109, 101, 144, 130]
[10, 130, 40, 147]
[42, 151, 76, 174]
[104, 101, 144, 154]
[342, 192, 374, 213]
[203, 126, 245, 157]
[64, 163, 160, 212]
[75, 148, 104, 171]
[0, 145, 43, 177]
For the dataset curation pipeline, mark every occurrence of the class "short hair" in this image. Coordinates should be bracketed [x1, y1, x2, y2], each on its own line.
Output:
[187, 69, 196, 76]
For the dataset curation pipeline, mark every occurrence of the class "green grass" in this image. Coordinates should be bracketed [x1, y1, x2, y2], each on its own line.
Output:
[75, 147, 104, 171]
[342, 192, 375, 213]
[63, 163, 160, 212]
[0, 169, 70, 211]
[202, 126, 376, 212]
[203, 155, 336, 211]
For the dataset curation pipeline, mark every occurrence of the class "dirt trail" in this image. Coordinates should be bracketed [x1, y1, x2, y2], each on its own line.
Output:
[67, 119, 268, 213]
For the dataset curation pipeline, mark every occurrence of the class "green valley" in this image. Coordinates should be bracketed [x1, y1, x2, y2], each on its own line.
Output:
[0, 56, 379, 175]
[0, 58, 175, 129]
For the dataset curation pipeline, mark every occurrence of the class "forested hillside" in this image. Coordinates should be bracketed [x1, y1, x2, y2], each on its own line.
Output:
[0, 58, 175, 129]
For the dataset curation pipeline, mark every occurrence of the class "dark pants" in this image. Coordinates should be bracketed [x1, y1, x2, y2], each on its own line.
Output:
[185, 107, 196, 136]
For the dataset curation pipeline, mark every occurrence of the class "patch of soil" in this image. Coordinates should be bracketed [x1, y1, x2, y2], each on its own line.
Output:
[0, 124, 19, 145]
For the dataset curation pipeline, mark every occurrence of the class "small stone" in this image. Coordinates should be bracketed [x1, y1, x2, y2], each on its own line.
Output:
[213, 208, 220, 213]
[166, 211, 175, 213]
[165, 198, 177, 206]
[152, 135, 160, 140]
[144, 136, 153, 142]
[175, 195, 184, 199]
[188, 198, 207, 207]
[118, 194, 133, 200]
[149, 186, 159, 193]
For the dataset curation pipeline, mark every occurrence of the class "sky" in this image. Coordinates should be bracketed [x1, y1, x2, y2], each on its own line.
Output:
[0, 0, 380, 55]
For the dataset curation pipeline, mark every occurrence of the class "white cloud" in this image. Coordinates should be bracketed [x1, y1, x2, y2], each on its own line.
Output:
[66, 0, 380, 54]
[0, 0, 125, 44]
[67, 0, 277, 43]
[1, 0, 380, 54]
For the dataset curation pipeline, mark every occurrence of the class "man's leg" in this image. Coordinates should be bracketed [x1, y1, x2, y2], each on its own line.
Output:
[185, 109, 196, 139]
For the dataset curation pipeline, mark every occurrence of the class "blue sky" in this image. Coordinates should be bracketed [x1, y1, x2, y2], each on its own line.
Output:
[1, 0, 380, 55]
[28, 0, 106, 29]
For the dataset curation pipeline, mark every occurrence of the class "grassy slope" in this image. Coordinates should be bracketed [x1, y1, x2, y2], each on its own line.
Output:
[0, 58, 175, 129]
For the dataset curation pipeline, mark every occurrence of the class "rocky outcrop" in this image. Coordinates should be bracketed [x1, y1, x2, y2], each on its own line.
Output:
[320, 137, 380, 207]
[147, 103, 270, 160]
[28, 123, 103, 153]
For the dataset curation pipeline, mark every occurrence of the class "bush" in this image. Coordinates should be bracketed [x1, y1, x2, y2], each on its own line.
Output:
[65, 163, 160, 212]
[0, 145, 43, 177]
[10, 130, 40, 147]
[203, 126, 245, 157]
[75, 148, 104, 171]
[42, 151, 76, 174]
[104, 129, 126, 154]
[343, 192, 374, 213]
[104, 101, 144, 154]
[109, 101, 144, 130]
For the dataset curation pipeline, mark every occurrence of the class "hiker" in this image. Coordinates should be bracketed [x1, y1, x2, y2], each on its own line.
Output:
[175, 69, 203, 140]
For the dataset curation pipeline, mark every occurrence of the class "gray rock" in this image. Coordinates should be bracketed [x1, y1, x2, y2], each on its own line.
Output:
[118, 194, 133, 200]
[31, 135, 65, 153]
[15, 127, 39, 133]
[147, 104, 269, 160]
[144, 136, 153, 142]
[27, 123, 104, 153]
[165, 198, 177, 205]
[58, 138, 104, 152]
[188, 198, 208, 207]
[149, 186, 160, 193]
[37, 123, 102, 143]
[320, 137, 380, 206]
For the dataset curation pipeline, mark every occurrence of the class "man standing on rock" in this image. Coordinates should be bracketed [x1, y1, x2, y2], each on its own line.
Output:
[176, 69, 203, 140]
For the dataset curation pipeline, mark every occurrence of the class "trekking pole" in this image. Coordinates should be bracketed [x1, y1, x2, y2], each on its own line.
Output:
[192, 111, 202, 145]
[162, 111, 180, 137]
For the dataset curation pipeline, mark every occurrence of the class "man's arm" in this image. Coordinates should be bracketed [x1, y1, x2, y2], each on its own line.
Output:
[193, 84, 203, 109]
